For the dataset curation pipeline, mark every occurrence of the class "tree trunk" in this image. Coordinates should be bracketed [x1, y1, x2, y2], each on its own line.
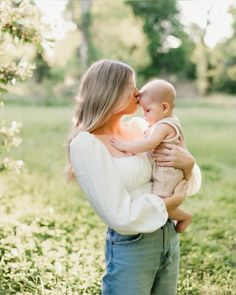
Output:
[79, 0, 94, 69]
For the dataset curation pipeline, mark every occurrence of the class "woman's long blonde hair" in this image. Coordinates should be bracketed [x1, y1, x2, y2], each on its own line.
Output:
[66, 59, 135, 182]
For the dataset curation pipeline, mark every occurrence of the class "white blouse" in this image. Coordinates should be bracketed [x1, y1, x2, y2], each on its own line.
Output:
[69, 118, 201, 235]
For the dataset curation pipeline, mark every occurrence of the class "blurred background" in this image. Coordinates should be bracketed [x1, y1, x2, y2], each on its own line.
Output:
[0, 0, 235, 294]
[1, 0, 236, 105]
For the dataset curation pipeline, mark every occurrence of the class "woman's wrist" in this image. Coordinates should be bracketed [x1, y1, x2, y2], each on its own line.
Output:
[152, 144, 195, 178]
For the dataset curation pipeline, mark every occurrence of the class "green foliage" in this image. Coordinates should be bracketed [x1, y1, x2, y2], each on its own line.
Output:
[0, 0, 51, 90]
[91, 0, 150, 73]
[126, 0, 195, 78]
[208, 6, 236, 94]
[0, 105, 24, 172]
[65, 0, 97, 70]
[0, 0, 45, 50]
[1, 99, 236, 293]
[0, 0, 43, 47]
[188, 5, 236, 95]
[33, 52, 51, 83]
[192, 36, 209, 96]
[64, 0, 150, 82]
[0, 61, 35, 87]
[0, 0, 48, 173]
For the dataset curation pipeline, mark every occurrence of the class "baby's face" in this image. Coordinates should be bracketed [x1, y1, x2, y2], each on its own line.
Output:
[139, 94, 164, 125]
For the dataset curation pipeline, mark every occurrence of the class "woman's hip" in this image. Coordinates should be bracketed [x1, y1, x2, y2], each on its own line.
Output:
[102, 219, 179, 294]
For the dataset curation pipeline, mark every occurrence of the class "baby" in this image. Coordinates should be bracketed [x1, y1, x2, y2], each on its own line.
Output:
[111, 79, 192, 233]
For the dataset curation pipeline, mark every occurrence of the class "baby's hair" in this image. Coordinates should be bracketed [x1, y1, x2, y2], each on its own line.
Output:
[142, 79, 176, 108]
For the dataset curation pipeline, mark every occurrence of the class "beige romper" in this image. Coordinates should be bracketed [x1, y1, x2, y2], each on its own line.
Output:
[146, 117, 184, 198]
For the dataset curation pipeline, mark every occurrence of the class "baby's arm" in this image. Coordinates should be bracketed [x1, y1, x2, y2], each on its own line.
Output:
[110, 123, 173, 153]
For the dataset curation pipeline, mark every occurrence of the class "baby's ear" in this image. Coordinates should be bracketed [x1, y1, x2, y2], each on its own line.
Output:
[162, 101, 169, 112]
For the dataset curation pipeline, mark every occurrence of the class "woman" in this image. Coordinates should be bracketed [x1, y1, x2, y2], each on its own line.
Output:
[67, 60, 201, 295]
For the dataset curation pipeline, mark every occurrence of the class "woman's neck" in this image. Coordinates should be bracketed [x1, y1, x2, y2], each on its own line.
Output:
[92, 114, 125, 136]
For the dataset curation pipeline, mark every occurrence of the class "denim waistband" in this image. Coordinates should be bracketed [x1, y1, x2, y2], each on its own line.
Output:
[108, 219, 173, 237]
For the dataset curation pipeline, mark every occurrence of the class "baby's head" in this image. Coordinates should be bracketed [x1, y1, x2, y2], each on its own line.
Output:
[139, 79, 176, 125]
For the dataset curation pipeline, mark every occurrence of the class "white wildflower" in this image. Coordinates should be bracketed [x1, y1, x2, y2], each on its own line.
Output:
[16, 160, 24, 168]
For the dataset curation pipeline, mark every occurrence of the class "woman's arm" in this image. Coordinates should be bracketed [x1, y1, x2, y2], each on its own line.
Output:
[70, 131, 168, 234]
[153, 143, 194, 178]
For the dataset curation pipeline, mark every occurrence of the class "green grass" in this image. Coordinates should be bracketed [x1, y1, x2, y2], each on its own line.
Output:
[0, 97, 236, 294]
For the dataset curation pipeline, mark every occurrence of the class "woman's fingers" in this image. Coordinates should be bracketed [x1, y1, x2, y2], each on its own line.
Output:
[152, 148, 172, 156]
[153, 144, 178, 154]
[159, 142, 177, 150]
[155, 161, 175, 167]
[154, 154, 175, 161]
[153, 143, 195, 172]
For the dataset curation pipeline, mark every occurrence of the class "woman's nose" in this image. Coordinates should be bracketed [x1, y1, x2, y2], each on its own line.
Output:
[134, 88, 141, 102]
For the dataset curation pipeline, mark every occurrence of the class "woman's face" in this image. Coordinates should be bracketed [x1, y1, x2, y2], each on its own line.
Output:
[121, 76, 140, 115]
[125, 87, 140, 114]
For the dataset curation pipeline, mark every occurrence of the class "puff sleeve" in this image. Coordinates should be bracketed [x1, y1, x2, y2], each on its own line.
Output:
[70, 131, 168, 234]
[186, 164, 202, 196]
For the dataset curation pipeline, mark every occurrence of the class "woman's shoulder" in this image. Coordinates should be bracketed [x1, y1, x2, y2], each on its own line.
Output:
[70, 131, 101, 155]
[70, 131, 111, 159]
[70, 131, 93, 147]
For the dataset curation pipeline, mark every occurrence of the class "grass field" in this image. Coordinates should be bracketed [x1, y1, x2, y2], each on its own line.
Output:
[1, 97, 236, 294]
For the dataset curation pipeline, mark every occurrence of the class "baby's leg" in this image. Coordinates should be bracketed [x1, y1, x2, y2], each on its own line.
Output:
[169, 207, 192, 233]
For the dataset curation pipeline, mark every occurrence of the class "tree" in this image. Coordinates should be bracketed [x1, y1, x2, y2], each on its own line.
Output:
[189, 7, 213, 96]
[89, 0, 150, 78]
[0, 0, 47, 172]
[209, 5, 236, 94]
[64, 0, 151, 84]
[33, 51, 51, 83]
[65, 0, 95, 71]
[190, 23, 210, 96]
[125, 0, 194, 78]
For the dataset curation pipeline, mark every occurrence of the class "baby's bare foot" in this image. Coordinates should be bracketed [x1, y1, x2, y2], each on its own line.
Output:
[175, 213, 192, 233]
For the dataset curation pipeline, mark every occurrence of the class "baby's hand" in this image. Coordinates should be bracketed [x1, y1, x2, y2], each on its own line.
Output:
[110, 138, 128, 152]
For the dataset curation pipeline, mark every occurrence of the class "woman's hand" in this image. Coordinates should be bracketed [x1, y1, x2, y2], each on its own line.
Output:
[152, 143, 195, 180]
[162, 180, 188, 212]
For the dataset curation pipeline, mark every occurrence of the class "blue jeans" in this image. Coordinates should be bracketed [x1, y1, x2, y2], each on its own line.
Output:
[102, 219, 179, 295]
